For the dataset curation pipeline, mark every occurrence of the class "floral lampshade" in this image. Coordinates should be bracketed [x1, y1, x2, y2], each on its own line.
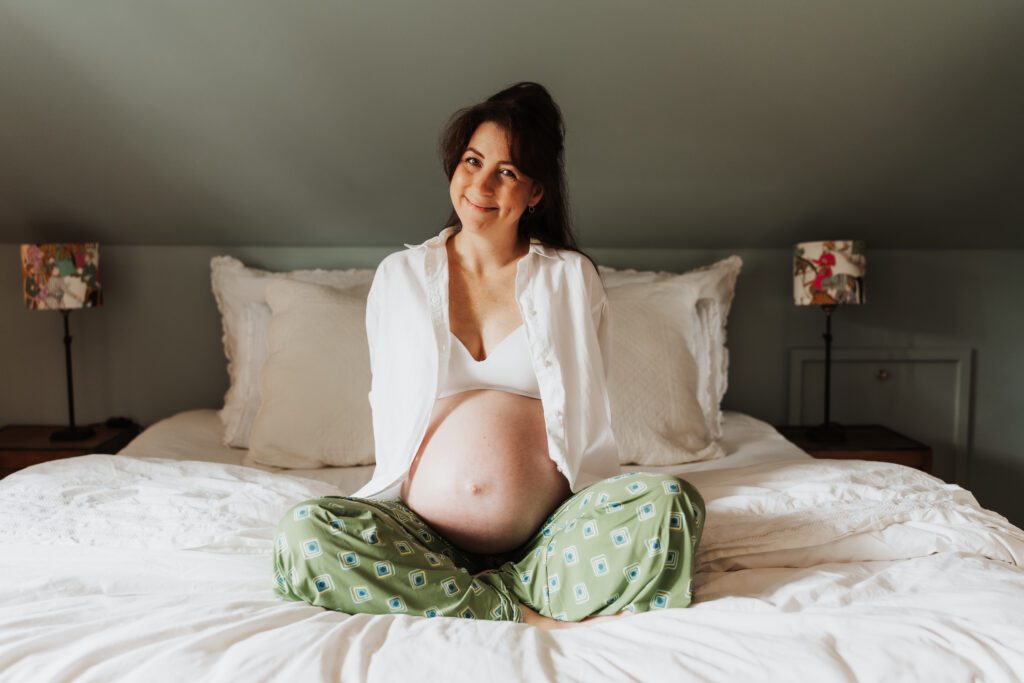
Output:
[793, 240, 866, 306]
[20, 243, 102, 311]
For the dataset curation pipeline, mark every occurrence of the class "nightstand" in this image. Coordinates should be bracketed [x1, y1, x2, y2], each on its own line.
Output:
[775, 424, 933, 473]
[0, 421, 142, 479]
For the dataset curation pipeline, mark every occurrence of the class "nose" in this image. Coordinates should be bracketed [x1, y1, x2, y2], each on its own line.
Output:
[471, 170, 496, 195]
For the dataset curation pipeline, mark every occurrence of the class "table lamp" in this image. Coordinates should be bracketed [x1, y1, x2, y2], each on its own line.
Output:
[793, 240, 866, 442]
[20, 243, 103, 441]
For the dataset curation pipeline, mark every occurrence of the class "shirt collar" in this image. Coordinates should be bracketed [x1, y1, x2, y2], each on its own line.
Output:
[404, 226, 563, 260]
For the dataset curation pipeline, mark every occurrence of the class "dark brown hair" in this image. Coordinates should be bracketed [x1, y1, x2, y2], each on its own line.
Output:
[438, 81, 598, 271]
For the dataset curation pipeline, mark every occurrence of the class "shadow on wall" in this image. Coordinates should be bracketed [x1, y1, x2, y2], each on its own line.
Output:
[24, 218, 104, 246]
[2, 8, 253, 246]
[856, 254, 985, 341]
[969, 452, 1023, 528]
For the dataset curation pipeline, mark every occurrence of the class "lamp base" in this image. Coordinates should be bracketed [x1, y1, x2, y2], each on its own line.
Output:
[50, 426, 97, 442]
[806, 422, 847, 443]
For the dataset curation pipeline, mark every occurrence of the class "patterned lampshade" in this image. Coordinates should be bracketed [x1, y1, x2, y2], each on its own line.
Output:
[793, 240, 866, 306]
[20, 243, 102, 311]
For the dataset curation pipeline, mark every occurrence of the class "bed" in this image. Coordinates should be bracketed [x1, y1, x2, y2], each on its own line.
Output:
[3, 253, 1023, 682]
[1, 409, 1023, 682]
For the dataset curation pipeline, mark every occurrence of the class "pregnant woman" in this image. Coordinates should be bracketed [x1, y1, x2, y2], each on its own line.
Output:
[273, 82, 705, 628]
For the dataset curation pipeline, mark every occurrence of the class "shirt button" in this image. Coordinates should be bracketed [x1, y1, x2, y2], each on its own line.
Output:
[543, 358, 552, 368]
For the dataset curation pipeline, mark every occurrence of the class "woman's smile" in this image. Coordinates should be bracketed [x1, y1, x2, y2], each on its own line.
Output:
[465, 196, 497, 212]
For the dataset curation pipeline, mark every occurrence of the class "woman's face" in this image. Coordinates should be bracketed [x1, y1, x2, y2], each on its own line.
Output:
[449, 121, 543, 238]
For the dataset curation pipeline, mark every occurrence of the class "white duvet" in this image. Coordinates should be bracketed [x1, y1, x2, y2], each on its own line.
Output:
[1, 454, 1023, 683]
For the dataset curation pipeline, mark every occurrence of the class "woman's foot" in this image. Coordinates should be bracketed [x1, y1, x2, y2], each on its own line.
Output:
[518, 603, 629, 629]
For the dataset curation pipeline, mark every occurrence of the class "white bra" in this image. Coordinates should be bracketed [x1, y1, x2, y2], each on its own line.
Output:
[437, 323, 542, 399]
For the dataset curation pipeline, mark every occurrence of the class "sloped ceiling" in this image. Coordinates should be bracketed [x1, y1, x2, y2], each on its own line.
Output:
[0, 1, 1021, 248]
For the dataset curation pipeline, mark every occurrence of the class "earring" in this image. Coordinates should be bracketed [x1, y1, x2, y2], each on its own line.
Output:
[528, 205, 536, 214]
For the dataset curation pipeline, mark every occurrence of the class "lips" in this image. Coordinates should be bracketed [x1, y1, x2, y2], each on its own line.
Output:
[465, 197, 497, 212]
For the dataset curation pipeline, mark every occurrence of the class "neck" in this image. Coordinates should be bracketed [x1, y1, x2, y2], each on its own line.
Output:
[449, 225, 529, 275]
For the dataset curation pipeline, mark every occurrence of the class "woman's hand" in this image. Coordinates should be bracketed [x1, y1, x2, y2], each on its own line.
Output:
[519, 603, 629, 629]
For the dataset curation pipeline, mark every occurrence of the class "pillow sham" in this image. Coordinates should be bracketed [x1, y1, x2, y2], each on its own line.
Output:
[210, 256, 375, 448]
[600, 256, 742, 441]
[244, 280, 375, 469]
[211, 254, 740, 468]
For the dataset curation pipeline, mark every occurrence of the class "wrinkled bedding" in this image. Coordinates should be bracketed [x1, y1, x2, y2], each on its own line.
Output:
[2, 450, 1023, 682]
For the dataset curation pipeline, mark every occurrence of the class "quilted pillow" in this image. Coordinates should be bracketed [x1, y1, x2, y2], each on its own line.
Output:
[210, 256, 375, 449]
[603, 268, 728, 466]
[600, 256, 741, 442]
[245, 280, 374, 468]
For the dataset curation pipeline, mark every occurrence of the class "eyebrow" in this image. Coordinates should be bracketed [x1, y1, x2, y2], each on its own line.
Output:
[466, 147, 514, 166]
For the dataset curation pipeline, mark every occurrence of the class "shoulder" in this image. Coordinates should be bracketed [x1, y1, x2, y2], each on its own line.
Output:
[367, 250, 418, 303]
[380, 247, 419, 270]
[372, 247, 423, 281]
[554, 248, 603, 288]
[535, 246, 596, 276]
[535, 247, 606, 306]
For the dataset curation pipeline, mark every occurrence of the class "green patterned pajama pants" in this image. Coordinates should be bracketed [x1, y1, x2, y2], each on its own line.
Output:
[272, 472, 704, 623]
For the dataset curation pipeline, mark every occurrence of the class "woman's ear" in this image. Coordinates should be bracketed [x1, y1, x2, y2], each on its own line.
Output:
[529, 183, 545, 208]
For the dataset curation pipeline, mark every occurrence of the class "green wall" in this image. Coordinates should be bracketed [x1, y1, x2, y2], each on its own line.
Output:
[2, 1, 1022, 249]
[2, 244, 1022, 527]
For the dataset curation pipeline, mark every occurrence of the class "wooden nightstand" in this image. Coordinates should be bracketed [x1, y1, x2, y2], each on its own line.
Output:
[0, 421, 142, 479]
[775, 425, 933, 473]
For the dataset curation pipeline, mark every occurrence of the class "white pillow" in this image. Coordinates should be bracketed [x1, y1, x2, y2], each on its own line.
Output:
[600, 256, 741, 442]
[604, 279, 721, 465]
[211, 254, 740, 468]
[244, 280, 375, 469]
[210, 256, 375, 448]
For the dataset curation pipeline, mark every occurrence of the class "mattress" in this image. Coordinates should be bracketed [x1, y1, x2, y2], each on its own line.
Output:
[119, 409, 813, 491]
[2, 412, 1023, 682]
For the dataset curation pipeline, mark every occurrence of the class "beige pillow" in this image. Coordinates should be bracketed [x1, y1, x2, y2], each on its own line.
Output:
[601, 256, 741, 441]
[237, 256, 741, 469]
[210, 256, 375, 449]
[244, 280, 374, 468]
[605, 273, 727, 466]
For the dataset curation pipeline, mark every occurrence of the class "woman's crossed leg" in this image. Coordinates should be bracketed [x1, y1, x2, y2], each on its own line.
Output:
[272, 473, 703, 625]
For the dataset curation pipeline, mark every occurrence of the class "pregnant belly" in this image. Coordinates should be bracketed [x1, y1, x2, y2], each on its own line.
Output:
[400, 389, 571, 555]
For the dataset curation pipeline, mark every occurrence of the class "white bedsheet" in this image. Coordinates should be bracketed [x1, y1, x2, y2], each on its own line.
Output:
[2, 425, 1023, 682]
[119, 409, 812, 490]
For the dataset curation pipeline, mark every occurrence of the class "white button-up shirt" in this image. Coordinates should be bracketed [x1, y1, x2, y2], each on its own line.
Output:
[351, 225, 621, 500]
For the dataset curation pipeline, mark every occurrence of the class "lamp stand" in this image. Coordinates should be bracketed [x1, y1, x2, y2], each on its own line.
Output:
[807, 304, 846, 443]
[50, 310, 96, 442]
